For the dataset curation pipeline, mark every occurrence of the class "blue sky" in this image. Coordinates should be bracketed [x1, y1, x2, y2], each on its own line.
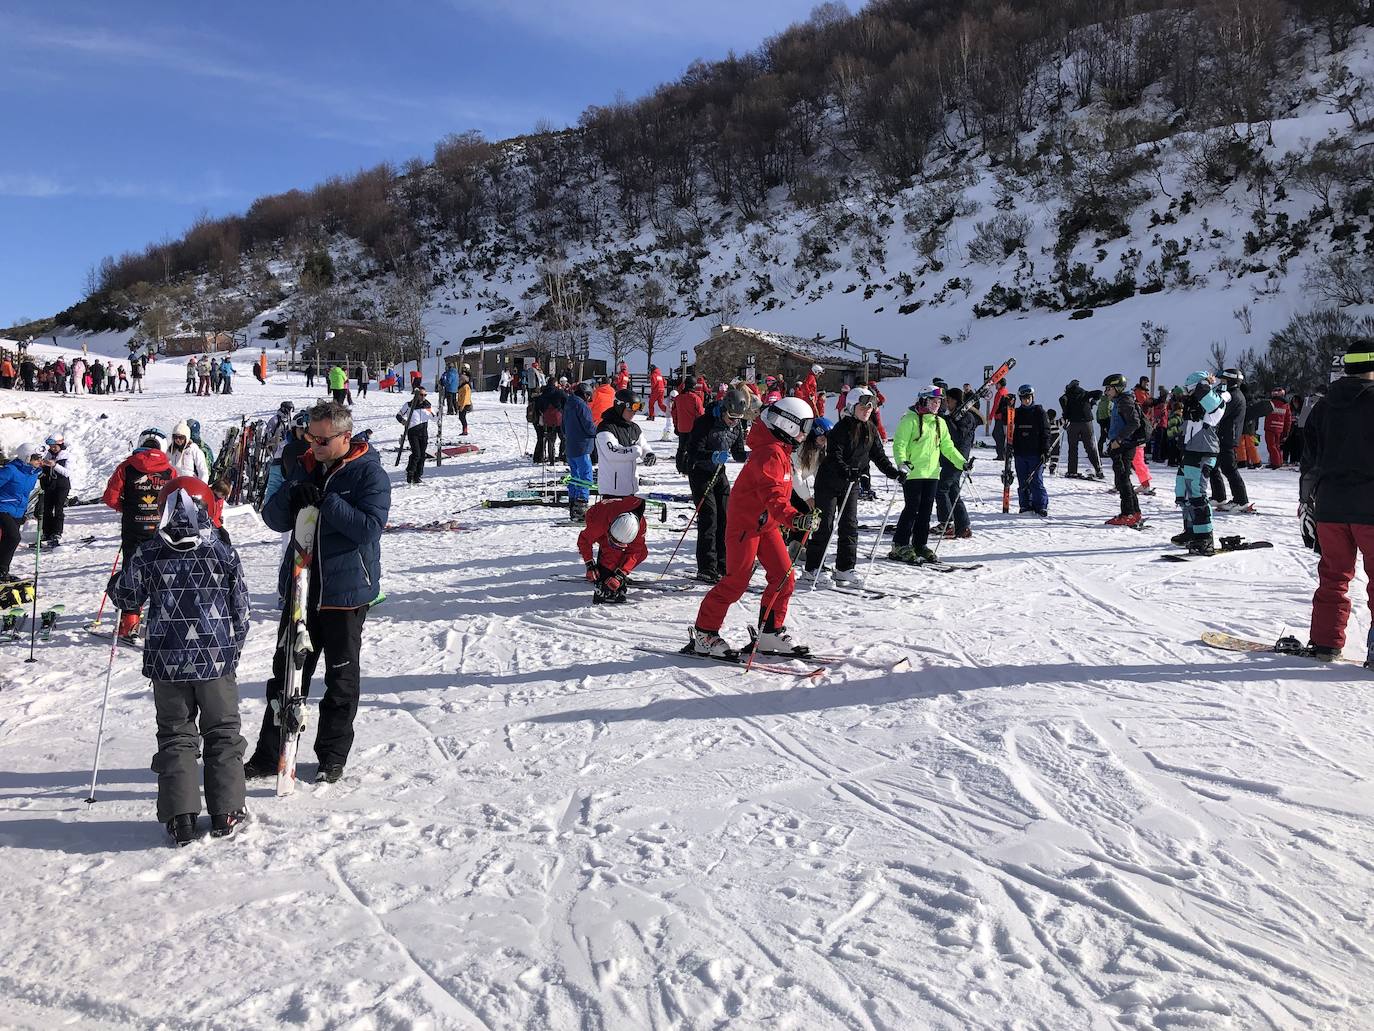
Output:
[0, 0, 831, 327]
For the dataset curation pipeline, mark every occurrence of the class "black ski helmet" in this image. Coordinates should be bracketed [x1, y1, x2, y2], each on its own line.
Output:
[722, 386, 750, 419]
[613, 387, 641, 411]
[1102, 373, 1127, 392]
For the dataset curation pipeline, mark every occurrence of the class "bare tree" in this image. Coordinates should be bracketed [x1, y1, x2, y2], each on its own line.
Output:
[628, 277, 679, 374]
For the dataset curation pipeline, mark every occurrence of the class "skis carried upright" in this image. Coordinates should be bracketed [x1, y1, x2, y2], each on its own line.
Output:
[276, 505, 319, 796]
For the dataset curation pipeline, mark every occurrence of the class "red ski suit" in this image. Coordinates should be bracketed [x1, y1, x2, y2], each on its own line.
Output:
[577, 496, 648, 583]
[615, 363, 630, 390]
[647, 368, 667, 418]
[797, 372, 819, 416]
[672, 388, 705, 434]
[1265, 399, 1292, 468]
[695, 420, 802, 633]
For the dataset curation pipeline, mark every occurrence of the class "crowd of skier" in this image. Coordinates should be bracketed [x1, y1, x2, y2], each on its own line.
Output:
[0, 337, 1371, 846]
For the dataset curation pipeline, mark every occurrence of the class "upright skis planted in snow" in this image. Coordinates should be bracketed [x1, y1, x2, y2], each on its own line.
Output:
[276, 504, 319, 796]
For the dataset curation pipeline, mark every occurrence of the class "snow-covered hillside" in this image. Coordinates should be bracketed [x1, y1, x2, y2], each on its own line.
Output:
[0, 339, 1371, 1029]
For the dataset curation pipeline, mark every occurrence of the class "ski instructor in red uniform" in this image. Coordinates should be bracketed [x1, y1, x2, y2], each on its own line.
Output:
[687, 397, 820, 660]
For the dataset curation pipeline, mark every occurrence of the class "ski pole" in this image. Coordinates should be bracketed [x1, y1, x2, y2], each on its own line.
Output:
[746, 522, 814, 675]
[25, 498, 42, 664]
[865, 484, 901, 580]
[86, 629, 119, 803]
[502, 410, 526, 456]
[89, 545, 122, 629]
[809, 480, 855, 592]
[656, 463, 722, 581]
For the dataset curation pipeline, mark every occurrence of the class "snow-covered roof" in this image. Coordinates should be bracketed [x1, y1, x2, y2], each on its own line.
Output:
[699, 324, 867, 364]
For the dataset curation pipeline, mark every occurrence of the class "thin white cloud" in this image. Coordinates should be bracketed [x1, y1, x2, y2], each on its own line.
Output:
[0, 174, 67, 198]
[0, 171, 239, 205]
[0, 13, 552, 143]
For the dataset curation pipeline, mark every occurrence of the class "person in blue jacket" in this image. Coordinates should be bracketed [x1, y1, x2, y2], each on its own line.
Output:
[441, 363, 461, 415]
[243, 401, 391, 785]
[563, 381, 598, 524]
[0, 442, 44, 581]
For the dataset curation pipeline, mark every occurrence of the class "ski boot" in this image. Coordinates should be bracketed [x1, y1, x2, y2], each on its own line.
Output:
[568, 499, 587, 525]
[166, 813, 199, 847]
[211, 808, 249, 839]
[1171, 529, 1196, 546]
[887, 545, 917, 563]
[914, 547, 939, 564]
[1186, 534, 1215, 557]
[694, 569, 722, 584]
[749, 625, 811, 658]
[116, 611, 141, 643]
[687, 626, 738, 660]
[315, 764, 345, 785]
[1106, 514, 1133, 526]
[804, 567, 832, 589]
[243, 755, 276, 780]
[832, 568, 864, 587]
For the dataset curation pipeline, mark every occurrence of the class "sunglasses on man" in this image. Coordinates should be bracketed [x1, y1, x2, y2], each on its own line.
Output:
[306, 430, 348, 446]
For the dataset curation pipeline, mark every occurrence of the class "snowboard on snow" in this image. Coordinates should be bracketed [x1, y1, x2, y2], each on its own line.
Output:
[1160, 537, 1273, 562]
[1201, 631, 1370, 669]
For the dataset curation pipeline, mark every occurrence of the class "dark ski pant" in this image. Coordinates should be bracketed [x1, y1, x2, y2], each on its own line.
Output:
[805, 479, 861, 572]
[1177, 453, 1216, 536]
[689, 466, 730, 576]
[1208, 446, 1249, 505]
[1310, 523, 1374, 653]
[406, 425, 429, 483]
[1065, 421, 1102, 476]
[1109, 445, 1141, 516]
[935, 464, 969, 535]
[0, 512, 21, 577]
[459, 407, 469, 434]
[894, 478, 938, 552]
[253, 604, 368, 769]
[1015, 454, 1048, 512]
[991, 421, 1006, 461]
[41, 479, 69, 539]
[445, 391, 458, 415]
[152, 674, 246, 822]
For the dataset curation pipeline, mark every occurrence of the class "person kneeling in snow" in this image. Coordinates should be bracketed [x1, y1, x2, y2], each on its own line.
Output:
[107, 478, 251, 847]
[577, 499, 648, 605]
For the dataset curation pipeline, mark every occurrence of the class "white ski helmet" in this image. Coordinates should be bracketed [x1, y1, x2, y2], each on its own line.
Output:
[609, 512, 641, 547]
[761, 396, 815, 443]
[18, 441, 45, 462]
[845, 386, 876, 416]
[810, 363, 823, 376]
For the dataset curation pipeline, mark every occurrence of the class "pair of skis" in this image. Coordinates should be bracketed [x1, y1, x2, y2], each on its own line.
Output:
[4, 605, 63, 642]
[275, 505, 318, 796]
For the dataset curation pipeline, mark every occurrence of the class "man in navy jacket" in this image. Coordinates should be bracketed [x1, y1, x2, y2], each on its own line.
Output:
[244, 401, 391, 785]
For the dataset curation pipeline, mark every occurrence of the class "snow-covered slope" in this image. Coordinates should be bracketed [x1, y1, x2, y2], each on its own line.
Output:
[0, 342, 1371, 1029]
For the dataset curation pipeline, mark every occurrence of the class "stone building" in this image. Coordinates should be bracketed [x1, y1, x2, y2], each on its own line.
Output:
[690, 324, 906, 392]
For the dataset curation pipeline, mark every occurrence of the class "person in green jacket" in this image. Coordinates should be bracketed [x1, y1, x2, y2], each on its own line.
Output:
[328, 364, 349, 406]
[1096, 393, 1113, 453]
[890, 385, 966, 564]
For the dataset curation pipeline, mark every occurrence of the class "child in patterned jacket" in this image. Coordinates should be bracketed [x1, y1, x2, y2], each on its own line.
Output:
[108, 477, 251, 846]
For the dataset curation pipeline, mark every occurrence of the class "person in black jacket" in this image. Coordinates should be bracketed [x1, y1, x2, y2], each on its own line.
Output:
[803, 386, 900, 586]
[935, 388, 981, 539]
[1011, 384, 1051, 515]
[1208, 368, 1251, 511]
[1059, 380, 1104, 478]
[533, 380, 566, 464]
[1300, 343, 1374, 664]
[684, 387, 750, 582]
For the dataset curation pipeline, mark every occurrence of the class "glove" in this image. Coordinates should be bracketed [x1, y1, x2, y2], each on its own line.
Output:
[1040, 453, 1050, 466]
[897, 462, 911, 476]
[585, 560, 599, 584]
[643, 451, 658, 466]
[1299, 502, 1320, 555]
[965, 456, 976, 471]
[789, 509, 821, 534]
[289, 481, 322, 508]
[712, 450, 729, 467]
